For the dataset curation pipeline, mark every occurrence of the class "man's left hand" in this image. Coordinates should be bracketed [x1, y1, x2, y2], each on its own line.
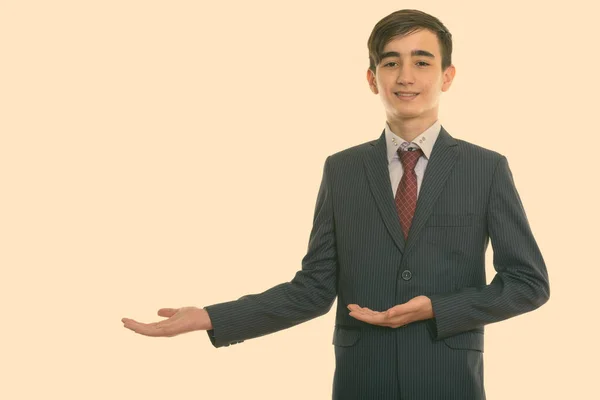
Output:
[347, 295, 434, 328]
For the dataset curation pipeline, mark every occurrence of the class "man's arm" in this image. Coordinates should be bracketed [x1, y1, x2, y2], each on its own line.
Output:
[426, 155, 550, 340]
[203, 156, 338, 348]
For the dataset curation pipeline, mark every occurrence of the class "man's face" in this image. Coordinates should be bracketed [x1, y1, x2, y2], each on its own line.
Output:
[367, 28, 455, 124]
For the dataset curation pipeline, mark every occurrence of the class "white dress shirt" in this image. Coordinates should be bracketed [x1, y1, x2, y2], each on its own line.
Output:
[384, 119, 442, 198]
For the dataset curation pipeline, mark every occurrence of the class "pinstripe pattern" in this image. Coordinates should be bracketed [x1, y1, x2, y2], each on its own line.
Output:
[204, 126, 550, 399]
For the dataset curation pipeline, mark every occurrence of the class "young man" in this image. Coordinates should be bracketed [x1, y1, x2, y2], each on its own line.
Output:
[122, 9, 550, 399]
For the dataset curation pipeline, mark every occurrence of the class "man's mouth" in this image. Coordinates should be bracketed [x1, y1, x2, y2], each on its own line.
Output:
[395, 92, 419, 99]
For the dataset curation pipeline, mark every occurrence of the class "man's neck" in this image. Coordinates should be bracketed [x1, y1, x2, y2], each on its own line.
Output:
[387, 116, 438, 143]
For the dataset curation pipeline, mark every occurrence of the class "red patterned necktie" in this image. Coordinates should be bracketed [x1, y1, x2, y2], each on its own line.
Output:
[395, 148, 424, 240]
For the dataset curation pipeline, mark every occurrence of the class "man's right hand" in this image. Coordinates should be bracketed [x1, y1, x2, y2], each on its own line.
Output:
[122, 306, 213, 337]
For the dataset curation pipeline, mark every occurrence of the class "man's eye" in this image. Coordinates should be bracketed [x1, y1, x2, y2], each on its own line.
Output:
[384, 61, 429, 67]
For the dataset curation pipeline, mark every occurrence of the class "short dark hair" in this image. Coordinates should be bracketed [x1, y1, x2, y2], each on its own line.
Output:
[367, 9, 453, 72]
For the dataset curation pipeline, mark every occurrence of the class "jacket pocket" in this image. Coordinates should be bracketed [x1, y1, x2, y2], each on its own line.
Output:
[332, 326, 361, 347]
[426, 214, 473, 227]
[442, 330, 484, 352]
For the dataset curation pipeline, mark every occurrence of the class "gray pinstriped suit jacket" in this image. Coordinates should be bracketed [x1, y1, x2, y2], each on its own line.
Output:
[204, 126, 550, 399]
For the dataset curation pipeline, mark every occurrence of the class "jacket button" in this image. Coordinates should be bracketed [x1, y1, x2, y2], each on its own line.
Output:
[401, 270, 412, 281]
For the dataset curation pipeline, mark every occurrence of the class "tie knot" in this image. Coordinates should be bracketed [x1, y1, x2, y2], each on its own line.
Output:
[398, 148, 423, 171]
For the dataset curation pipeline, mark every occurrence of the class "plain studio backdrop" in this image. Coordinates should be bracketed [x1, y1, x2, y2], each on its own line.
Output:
[1, 1, 598, 399]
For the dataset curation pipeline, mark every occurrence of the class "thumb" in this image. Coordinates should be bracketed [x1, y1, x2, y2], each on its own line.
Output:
[157, 308, 179, 317]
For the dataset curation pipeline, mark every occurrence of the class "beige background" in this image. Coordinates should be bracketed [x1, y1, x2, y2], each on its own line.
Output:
[1, 0, 598, 398]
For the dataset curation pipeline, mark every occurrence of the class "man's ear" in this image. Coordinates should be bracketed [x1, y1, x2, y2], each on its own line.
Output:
[367, 69, 378, 94]
[441, 64, 456, 92]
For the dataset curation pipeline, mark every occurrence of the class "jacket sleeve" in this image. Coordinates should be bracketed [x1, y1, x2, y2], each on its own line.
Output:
[204, 156, 338, 348]
[426, 155, 550, 340]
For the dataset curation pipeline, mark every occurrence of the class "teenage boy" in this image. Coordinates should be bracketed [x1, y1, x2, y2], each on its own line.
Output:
[123, 9, 549, 400]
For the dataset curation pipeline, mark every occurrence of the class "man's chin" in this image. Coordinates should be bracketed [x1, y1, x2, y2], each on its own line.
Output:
[389, 111, 423, 120]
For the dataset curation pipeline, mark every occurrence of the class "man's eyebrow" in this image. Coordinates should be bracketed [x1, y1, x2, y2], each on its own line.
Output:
[379, 50, 435, 59]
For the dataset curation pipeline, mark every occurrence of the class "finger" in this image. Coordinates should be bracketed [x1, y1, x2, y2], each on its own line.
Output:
[349, 310, 385, 325]
[388, 309, 411, 320]
[123, 318, 170, 337]
[388, 314, 412, 328]
[157, 308, 179, 318]
[123, 319, 151, 335]
[387, 303, 410, 318]
[353, 307, 368, 316]
[122, 317, 146, 326]
[362, 308, 379, 316]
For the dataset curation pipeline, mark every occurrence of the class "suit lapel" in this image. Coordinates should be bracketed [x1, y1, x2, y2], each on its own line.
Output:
[363, 130, 406, 253]
[403, 126, 458, 256]
[362, 125, 459, 256]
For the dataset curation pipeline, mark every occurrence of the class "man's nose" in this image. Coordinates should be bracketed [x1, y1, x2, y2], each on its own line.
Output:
[396, 63, 415, 85]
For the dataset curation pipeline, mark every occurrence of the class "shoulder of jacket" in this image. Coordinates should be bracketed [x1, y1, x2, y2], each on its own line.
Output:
[455, 138, 505, 162]
[326, 139, 377, 164]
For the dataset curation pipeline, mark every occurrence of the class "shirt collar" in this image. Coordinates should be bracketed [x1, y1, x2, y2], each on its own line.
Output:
[384, 120, 441, 163]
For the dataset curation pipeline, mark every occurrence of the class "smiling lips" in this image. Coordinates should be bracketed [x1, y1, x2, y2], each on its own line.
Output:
[395, 92, 419, 100]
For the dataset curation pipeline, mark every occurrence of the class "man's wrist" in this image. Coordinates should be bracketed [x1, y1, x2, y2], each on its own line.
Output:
[421, 296, 434, 320]
[205, 308, 214, 330]
[197, 307, 213, 331]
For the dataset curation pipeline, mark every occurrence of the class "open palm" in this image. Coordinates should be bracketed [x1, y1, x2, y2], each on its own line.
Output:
[122, 306, 209, 337]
